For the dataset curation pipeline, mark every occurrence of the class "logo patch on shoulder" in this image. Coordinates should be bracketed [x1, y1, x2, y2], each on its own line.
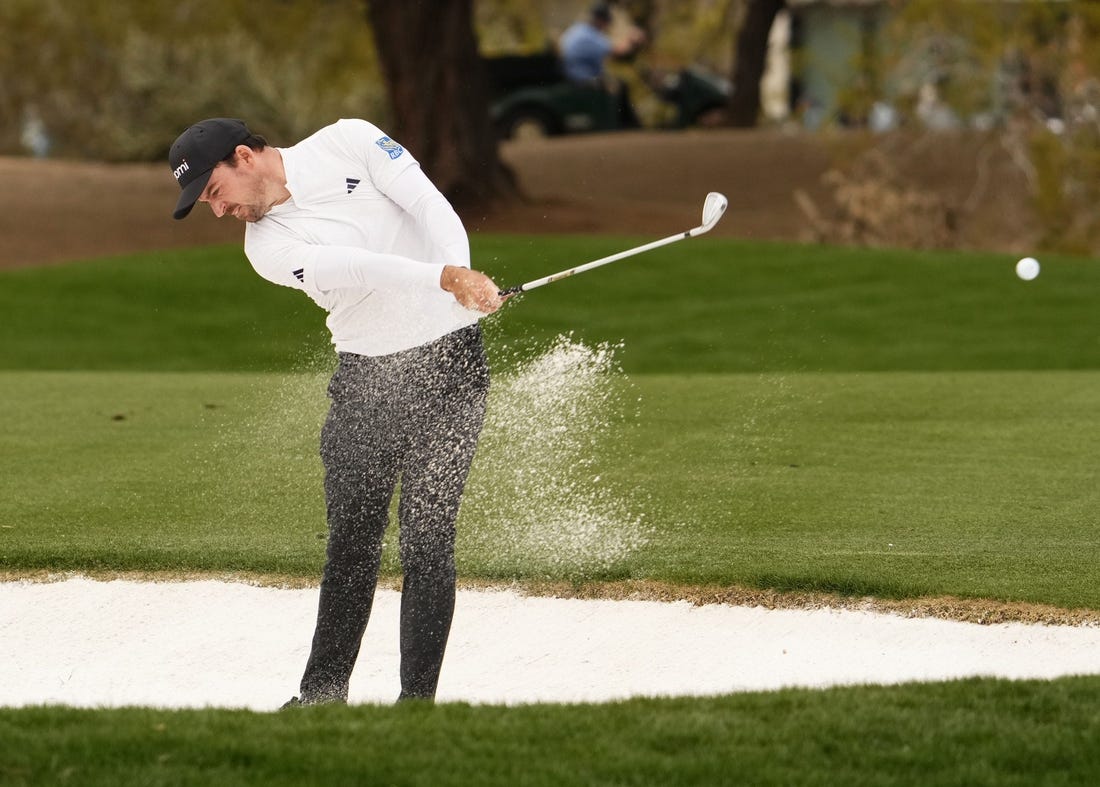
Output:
[375, 136, 404, 160]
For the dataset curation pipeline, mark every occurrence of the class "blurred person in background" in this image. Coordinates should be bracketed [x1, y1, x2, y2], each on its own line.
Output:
[559, 1, 647, 127]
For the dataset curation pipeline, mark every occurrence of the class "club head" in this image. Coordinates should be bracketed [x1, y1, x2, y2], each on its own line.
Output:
[700, 192, 728, 233]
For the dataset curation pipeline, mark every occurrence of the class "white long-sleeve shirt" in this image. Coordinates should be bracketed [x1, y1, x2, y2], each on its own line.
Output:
[244, 118, 480, 357]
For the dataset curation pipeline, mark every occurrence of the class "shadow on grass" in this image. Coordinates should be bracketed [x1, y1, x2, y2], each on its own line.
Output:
[750, 572, 925, 600]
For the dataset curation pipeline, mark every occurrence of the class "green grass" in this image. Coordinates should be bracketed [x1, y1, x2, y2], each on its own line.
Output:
[3, 238, 1100, 784]
[3, 677, 1099, 786]
[479, 236, 1100, 374]
[0, 370, 328, 574]
[3, 368, 1099, 608]
[0, 246, 326, 373]
[3, 238, 1099, 606]
[1, 239, 1098, 374]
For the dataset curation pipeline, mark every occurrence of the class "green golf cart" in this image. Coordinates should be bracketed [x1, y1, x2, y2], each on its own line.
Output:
[485, 51, 732, 140]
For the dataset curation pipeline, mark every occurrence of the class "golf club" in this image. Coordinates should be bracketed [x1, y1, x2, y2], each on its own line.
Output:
[498, 191, 729, 296]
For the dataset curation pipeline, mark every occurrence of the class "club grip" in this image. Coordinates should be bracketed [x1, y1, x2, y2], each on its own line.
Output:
[499, 285, 524, 296]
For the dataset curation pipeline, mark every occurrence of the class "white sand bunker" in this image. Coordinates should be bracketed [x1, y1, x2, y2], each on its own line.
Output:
[2, 577, 1100, 711]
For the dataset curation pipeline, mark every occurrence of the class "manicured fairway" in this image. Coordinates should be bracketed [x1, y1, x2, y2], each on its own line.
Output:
[2, 239, 1098, 607]
[2, 237, 1099, 785]
[3, 367, 1099, 608]
[1, 237, 1098, 375]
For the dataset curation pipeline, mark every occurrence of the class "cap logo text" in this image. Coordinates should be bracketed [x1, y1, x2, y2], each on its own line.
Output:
[173, 160, 190, 181]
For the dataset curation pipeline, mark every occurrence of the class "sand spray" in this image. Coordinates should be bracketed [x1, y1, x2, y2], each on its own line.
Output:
[198, 332, 650, 575]
[463, 333, 651, 576]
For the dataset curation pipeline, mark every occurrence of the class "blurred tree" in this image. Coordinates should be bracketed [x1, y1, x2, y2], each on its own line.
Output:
[607, 0, 784, 128]
[0, 0, 384, 160]
[0, 0, 770, 166]
[475, 0, 547, 56]
[727, 0, 786, 126]
[883, 0, 1100, 254]
[632, 0, 738, 73]
[365, 0, 516, 207]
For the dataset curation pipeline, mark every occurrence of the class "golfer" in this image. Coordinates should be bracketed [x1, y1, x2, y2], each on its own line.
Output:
[169, 117, 505, 704]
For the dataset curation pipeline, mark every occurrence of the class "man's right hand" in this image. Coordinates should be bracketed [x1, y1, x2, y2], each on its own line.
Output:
[440, 265, 508, 314]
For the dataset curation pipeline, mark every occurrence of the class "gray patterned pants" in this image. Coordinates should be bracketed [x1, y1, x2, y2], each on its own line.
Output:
[298, 325, 489, 703]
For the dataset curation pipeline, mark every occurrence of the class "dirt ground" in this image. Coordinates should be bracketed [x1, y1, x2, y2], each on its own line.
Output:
[0, 127, 1039, 269]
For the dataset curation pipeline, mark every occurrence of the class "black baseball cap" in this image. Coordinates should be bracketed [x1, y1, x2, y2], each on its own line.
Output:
[169, 118, 252, 219]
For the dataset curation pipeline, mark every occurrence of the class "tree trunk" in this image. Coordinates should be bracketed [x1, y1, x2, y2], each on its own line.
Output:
[365, 0, 516, 207]
[727, 0, 786, 128]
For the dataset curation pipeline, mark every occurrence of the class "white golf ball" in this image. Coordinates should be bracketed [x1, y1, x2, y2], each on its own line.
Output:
[1016, 257, 1040, 281]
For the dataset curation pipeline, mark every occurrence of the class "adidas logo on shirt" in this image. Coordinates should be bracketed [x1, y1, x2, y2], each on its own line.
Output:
[346, 178, 361, 194]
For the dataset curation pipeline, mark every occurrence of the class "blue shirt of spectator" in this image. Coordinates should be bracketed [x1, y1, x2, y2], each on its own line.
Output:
[560, 21, 613, 83]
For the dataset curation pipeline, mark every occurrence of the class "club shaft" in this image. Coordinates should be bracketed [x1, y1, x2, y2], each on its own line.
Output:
[504, 227, 698, 295]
